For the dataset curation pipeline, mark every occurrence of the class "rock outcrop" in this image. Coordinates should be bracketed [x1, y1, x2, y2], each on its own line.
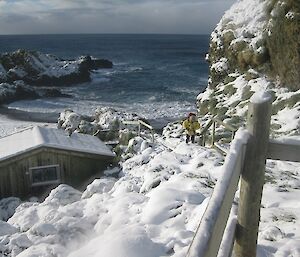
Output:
[198, 0, 300, 136]
[266, 0, 300, 91]
[57, 107, 140, 142]
[0, 82, 73, 105]
[0, 82, 39, 105]
[0, 49, 113, 105]
[0, 49, 113, 87]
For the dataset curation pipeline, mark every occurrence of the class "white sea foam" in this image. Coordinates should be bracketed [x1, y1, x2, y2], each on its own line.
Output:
[7, 98, 197, 120]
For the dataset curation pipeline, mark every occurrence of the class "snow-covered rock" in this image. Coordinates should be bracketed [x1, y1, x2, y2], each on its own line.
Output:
[43, 184, 82, 206]
[0, 82, 38, 105]
[94, 107, 139, 129]
[260, 226, 285, 242]
[58, 109, 82, 132]
[0, 63, 7, 80]
[58, 107, 141, 140]
[198, 0, 300, 137]
[0, 50, 113, 104]
[0, 197, 22, 221]
[0, 221, 18, 236]
[82, 178, 116, 199]
[0, 50, 113, 87]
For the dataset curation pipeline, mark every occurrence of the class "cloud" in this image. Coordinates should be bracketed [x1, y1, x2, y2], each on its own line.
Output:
[0, 0, 235, 34]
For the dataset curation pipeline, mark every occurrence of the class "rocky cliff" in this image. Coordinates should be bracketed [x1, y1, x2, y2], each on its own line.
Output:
[198, 0, 300, 136]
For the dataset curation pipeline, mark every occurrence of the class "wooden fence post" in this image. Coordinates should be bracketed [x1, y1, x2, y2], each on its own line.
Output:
[234, 93, 272, 257]
[211, 121, 216, 146]
[138, 122, 141, 136]
[202, 134, 206, 146]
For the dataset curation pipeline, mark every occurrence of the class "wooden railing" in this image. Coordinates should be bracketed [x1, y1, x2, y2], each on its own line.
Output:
[199, 117, 237, 155]
[122, 119, 155, 143]
[186, 93, 300, 257]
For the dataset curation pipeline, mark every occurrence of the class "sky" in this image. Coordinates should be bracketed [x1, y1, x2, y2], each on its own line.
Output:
[0, 0, 236, 35]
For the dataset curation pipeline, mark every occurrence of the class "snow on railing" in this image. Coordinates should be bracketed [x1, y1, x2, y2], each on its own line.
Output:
[122, 119, 155, 143]
[186, 129, 249, 257]
[186, 92, 300, 257]
[199, 117, 237, 155]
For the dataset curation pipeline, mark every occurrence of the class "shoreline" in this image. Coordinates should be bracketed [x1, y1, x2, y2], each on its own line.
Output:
[0, 106, 184, 136]
[0, 106, 182, 130]
[0, 106, 58, 123]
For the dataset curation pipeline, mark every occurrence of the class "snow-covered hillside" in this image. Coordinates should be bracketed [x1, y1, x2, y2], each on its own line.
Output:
[0, 132, 299, 257]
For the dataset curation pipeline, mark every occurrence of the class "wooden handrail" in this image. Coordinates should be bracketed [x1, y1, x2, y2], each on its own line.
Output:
[187, 132, 248, 257]
[122, 119, 154, 143]
[199, 117, 237, 149]
[122, 120, 140, 126]
[267, 139, 300, 162]
[199, 119, 214, 135]
[139, 120, 154, 130]
[212, 118, 236, 132]
[186, 94, 300, 257]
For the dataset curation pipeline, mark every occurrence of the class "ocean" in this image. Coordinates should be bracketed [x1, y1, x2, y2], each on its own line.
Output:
[0, 34, 209, 120]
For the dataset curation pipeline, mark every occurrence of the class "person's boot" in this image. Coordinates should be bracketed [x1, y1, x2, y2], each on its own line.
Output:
[186, 135, 189, 144]
[191, 135, 195, 143]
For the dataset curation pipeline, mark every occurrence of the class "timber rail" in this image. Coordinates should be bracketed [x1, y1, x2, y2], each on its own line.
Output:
[108, 96, 299, 257]
[199, 117, 237, 155]
[186, 93, 300, 257]
[122, 119, 155, 143]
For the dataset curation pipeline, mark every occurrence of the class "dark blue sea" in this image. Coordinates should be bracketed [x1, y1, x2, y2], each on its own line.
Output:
[0, 34, 209, 119]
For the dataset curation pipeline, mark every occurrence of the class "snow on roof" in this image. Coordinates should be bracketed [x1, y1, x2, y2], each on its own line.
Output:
[0, 126, 115, 162]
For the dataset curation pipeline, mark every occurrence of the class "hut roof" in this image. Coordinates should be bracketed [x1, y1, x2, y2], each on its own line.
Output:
[0, 126, 115, 161]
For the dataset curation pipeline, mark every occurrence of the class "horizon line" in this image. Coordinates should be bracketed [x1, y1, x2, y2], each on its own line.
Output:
[0, 32, 210, 37]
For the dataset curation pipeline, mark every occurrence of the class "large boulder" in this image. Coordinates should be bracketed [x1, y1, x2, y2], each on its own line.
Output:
[79, 56, 113, 72]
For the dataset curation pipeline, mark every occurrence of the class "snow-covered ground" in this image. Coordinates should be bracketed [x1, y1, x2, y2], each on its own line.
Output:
[0, 116, 299, 257]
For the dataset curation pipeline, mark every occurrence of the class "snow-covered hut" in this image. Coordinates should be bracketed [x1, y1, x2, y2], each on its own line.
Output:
[0, 126, 115, 198]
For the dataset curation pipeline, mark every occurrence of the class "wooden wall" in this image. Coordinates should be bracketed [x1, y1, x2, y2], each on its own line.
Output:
[0, 147, 113, 199]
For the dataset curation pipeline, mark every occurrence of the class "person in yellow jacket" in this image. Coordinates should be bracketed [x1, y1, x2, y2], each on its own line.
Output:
[182, 113, 200, 143]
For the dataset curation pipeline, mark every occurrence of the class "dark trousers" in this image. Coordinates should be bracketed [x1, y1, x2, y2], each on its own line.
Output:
[186, 134, 195, 143]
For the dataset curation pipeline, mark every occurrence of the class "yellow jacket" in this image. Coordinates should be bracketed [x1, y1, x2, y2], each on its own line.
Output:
[183, 119, 200, 135]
